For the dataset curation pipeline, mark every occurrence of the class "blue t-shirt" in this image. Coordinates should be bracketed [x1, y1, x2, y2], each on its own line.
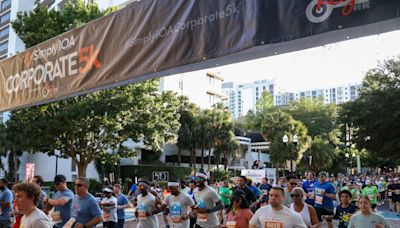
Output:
[71, 193, 102, 228]
[116, 193, 129, 220]
[53, 188, 74, 227]
[248, 185, 260, 199]
[334, 204, 357, 228]
[302, 180, 318, 205]
[129, 184, 137, 192]
[37, 190, 47, 210]
[314, 181, 336, 209]
[0, 188, 13, 221]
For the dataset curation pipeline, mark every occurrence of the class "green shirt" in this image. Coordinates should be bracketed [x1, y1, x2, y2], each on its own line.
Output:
[362, 186, 379, 204]
[218, 187, 231, 206]
[348, 212, 389, 228]
[350, 189, 362, 203]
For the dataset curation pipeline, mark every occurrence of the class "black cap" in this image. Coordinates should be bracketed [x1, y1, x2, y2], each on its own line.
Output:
[232, 189, 246, 199]
[54, 175, 66, 184]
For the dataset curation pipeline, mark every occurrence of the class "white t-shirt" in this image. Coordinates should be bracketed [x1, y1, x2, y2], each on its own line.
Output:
[137, 193, 159, 228]
[165, 192, 195, 228]
[20, 208, 52, 228]
[193, 185, 222, 228]
[249, 205, 307, 228]
[101, 196, 118, 222]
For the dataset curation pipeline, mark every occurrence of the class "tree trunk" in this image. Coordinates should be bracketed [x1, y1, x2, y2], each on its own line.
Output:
[12, 151, 19, 181]
[208, 149, 212, 171]
[178, 146, 181, 166]
[77, 162, 88, 177]
[224, 151, 228, 171]
[191, 147, 196, 169]
[201, 146, 204, 171]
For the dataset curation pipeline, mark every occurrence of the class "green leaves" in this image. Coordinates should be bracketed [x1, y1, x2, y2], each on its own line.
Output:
[12, 0, 113, 48]
[341, 58, 400, 161]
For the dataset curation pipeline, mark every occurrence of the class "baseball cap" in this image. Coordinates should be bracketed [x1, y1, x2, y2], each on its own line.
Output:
[318, 172, 328, 177]
[103, 187, 113, 193]
[365, 180, 371, 185]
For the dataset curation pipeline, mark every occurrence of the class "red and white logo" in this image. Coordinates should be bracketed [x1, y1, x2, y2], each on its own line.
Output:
[306, 0, 370, 23]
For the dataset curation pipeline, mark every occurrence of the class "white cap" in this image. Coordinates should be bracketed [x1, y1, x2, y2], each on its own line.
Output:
[365, 180, 371, 185]
[103, 187, 113, 193]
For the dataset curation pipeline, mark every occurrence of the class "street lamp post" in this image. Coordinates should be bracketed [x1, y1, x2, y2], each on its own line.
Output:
[282, 134, 298, 173]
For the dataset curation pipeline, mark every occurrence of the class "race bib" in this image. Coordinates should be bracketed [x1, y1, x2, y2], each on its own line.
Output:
[368, 195, 374, 201]
[171, 203, 182, 224]
[395, 190, 400, 195]
[137, 204, 147, 220]
[388, 192, 393, 196]
[226, 221, 237, 228]
[62, 218, 76, 228]
[315, 195, 323, 205]
[103, 211, 110, 219]
[51, 211, 62, 224]
[198, 213, 208, 222]
[310, 191, 315, 199]
[265, 220, 283, 228]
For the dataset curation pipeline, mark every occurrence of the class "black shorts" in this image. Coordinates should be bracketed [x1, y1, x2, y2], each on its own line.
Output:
[393, 196, 400, 203]
[315, 207, 334, 222]
[372, 204, 377, 209]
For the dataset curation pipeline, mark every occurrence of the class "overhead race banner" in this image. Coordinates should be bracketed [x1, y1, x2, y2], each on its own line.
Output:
[0, 0, 399, 111]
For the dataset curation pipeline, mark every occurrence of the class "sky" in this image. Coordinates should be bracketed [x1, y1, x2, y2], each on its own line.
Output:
[183, 30, 400, 92]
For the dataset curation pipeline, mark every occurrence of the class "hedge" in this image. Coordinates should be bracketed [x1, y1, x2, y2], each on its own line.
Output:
[120, 165, 194, 182]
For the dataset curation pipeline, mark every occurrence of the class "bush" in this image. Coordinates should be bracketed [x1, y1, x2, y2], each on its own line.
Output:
[210, 169, 232, 182]
[120, 165, 193, 183]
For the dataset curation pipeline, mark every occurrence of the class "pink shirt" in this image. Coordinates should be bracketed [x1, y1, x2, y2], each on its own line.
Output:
[227, 208, 253, 228]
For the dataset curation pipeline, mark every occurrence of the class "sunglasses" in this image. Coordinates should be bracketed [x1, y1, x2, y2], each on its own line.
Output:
[76, 183, 85, 187]
[195, 177, 205, 182]
[289, 182, 298, 186]
[290, 194, 301, 198]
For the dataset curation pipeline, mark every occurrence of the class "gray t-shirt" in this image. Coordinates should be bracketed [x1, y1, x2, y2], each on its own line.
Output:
[20, 208, 52, 228]
[137, 193, 159, 228]
[165, 192, 195, 228]
[348, 212, 390, 228]
[193, 185, 221, 228]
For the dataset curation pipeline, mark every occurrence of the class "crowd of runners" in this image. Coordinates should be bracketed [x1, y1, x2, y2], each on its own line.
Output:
[0, 171, 399, 227]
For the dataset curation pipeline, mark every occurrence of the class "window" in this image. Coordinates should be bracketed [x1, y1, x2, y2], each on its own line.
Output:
[263, 86, 266, 90]
[71, 160, 76, 172]
[0, 26, 8, 39]
[0, 41, 7, 54]
[269, 85, 274, 90]
[1, 12, 10, 23]
[1, 0, 10, 10]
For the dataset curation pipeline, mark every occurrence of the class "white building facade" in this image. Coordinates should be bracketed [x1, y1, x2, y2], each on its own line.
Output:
[223, 79, 361, 119]
[222, 79, 281, 119]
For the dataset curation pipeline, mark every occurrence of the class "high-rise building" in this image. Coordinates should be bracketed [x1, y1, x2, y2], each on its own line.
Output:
[222, 79, 281, 119]
[223, 79, 361, 119]
[160, 72, 226, 109]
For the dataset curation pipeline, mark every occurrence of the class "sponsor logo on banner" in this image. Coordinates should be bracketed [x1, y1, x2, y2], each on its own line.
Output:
[306, 0, 371, 23]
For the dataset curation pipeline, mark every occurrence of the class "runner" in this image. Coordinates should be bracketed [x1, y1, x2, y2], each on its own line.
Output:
[135, 179, 161, 228]
[348, 197, 389, 228]
[249, 186, 307, 228]
[13, 182, 52, 228]
[302, 171, 318, 206]
[314, 172, 336, 227]
[289, 187, 319, 227]
[113, 184, 130, 228]
[155, 181, 195, 228]
[334, 190, 358, 228]
[225, 189, 253, 228]
[362, 180, 379, 211]
[192, 171, 223, 228]
[387, 177, 400, 216]
[100, 187, 118, 228]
